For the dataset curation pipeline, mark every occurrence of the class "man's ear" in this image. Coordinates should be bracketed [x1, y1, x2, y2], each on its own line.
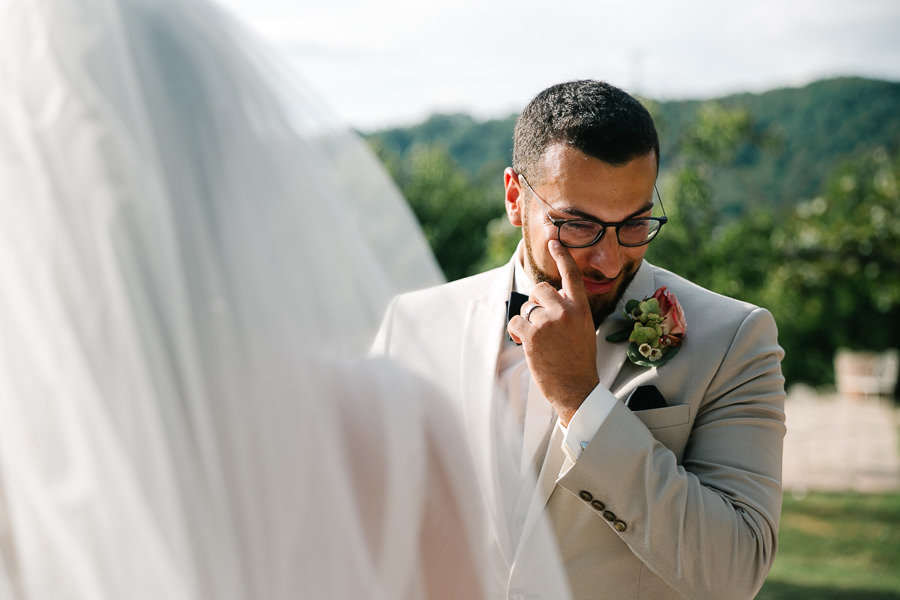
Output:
[504, 167, 524, 228]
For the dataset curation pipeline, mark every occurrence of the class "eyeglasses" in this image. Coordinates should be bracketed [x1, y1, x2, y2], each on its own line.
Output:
[519, 174, 667, 248]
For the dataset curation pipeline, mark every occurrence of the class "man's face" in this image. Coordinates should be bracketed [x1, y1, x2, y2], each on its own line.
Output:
[505, 144, 658, 326]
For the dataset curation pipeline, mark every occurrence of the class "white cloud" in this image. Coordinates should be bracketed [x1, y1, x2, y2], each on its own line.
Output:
[215, 0, 900, 130]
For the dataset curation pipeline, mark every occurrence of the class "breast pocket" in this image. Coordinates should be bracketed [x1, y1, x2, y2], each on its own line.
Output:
[633, 404, 691, 462]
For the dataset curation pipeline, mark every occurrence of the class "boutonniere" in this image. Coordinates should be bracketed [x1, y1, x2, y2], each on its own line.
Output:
[605, 286, 687, 367]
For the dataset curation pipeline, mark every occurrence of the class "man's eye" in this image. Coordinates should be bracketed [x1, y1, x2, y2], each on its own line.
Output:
[621, 219, 649, 232]
[565, 221, 599, 232]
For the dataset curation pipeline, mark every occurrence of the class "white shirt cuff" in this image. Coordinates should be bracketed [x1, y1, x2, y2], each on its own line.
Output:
[559, 385, 618, 463]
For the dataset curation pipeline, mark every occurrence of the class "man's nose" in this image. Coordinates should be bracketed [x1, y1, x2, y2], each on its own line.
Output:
[586, 231, 623, 279]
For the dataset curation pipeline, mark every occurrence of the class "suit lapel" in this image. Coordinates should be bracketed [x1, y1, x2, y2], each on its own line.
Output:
[596, 316, 631, 389]
[516, 422, 566, 553]
[598, 261, 657, 389]
[459, 256, 516, 561]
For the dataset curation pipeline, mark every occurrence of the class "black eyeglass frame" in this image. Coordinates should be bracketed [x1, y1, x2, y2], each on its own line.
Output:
[518, 173, 668, 249]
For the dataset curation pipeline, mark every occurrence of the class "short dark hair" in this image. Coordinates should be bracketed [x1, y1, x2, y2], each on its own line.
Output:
[512, 80, 659, 181]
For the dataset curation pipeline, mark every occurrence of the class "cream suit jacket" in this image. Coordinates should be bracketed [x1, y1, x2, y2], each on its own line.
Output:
[371, 256, 786, 600]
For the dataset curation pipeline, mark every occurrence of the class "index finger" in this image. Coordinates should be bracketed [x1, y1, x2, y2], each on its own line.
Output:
[548, 240, 588, 302]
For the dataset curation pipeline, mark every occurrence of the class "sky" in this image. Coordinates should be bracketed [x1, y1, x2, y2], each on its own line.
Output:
[216, 0, 900, 132]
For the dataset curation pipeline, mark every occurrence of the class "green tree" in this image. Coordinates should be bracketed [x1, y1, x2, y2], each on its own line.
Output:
[767, 147, 900, 385]
[649, 102, 900, 388]
[646, 103, 767, 287]
[371, 141, 502, 280]
[479, 215, 520, 272]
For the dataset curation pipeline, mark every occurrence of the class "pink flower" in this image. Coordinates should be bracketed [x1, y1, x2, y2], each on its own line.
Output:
[608, 286, 688, 367]
[651, 287, 687, 347]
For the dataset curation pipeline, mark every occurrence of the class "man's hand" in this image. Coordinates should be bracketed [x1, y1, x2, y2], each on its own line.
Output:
[508, 240, 599, 426]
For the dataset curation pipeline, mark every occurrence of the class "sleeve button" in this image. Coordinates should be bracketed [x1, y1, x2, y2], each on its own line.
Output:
[579, 490, 593, 502]
[590, 499, 605, 511]
[602, 510, 616, 522]
[613, 520, 627, 532]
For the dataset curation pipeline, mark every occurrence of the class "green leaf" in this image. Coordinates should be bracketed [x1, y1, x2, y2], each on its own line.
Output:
[624, 299, 641, 317]
[605, 328, 632, 343]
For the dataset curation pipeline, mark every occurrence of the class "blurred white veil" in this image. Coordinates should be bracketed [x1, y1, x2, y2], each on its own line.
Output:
[0, 0, 499, 597]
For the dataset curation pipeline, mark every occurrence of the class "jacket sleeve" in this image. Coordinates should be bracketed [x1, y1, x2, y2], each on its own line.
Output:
[557, 307, 786, 600]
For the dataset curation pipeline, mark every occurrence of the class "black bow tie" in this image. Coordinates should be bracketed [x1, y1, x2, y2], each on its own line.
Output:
[506, 291, 529, 344]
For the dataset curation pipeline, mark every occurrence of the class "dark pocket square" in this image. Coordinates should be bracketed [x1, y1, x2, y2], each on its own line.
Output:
[626, 385, 668, 411]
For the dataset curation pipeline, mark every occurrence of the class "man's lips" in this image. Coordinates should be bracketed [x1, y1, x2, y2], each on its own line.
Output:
[583, 278, 617, 295]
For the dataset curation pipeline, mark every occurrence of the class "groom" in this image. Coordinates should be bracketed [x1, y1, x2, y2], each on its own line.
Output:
[372, 80, 785, 600]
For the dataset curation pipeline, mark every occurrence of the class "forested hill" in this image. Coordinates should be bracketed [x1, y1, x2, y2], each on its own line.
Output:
[366, 77, 900, 213]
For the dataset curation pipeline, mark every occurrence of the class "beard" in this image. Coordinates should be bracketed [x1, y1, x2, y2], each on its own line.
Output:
[523, 233, 640, 329]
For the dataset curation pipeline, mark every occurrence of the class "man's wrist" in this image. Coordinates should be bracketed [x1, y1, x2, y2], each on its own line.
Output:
[550, 375, 600, 426]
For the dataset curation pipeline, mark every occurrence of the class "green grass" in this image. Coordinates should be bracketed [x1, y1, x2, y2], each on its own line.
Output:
[756, 491, 900, 599]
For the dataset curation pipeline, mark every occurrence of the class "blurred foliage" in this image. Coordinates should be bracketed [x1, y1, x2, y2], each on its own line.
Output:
[478, 216, 521, 272]
[646, 102, 759, 287]
[369, 113, 517, 179]
[365, 77, 900, 389]
[369, 141, 502, 281]
[369, 78, 900, 215]
[652, 77, 900, 215]
[650, 102, 900, 386]
[765, 148, 900, 384]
